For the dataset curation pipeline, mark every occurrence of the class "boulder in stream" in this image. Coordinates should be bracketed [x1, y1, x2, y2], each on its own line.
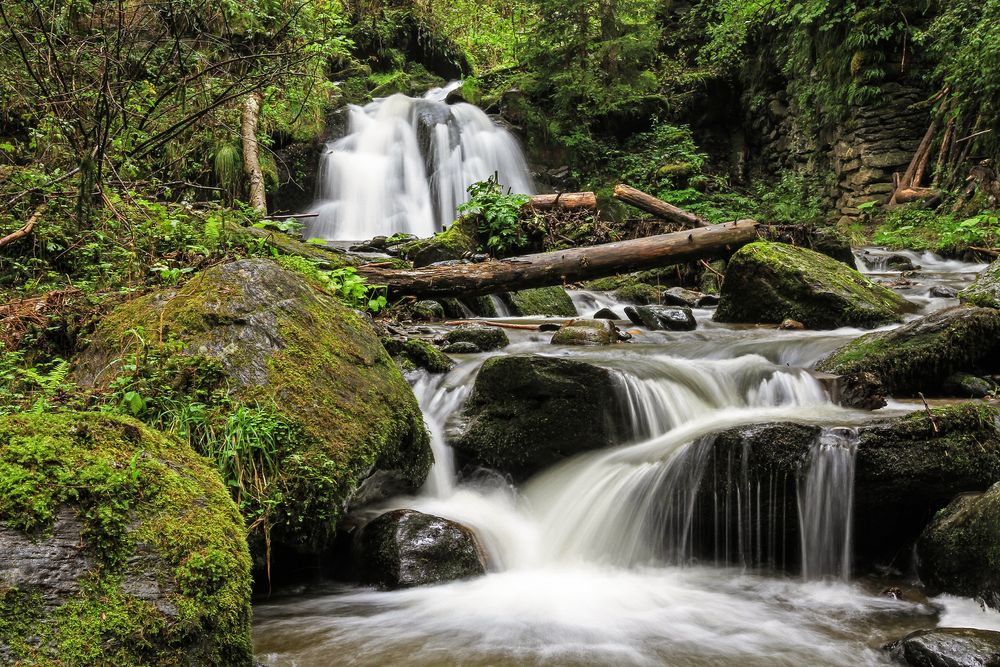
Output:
[455, 355, 625, 479]
[73, 259, 431, 572]
[625, 305, 697, 331]
[353, 509, 487, 589]
[714, 241, 917, 329]
[443, 324, 509, 351]
[884, 628, 1000, 667]
[917, 482, 1000, 609]
[383, 337, 454, 374]
[816, 305, 1000, 396]
[960, 256, 1000, 309]
[0, 413, 253, 665]
[506, 286, 577, 317]
[593, 307, 622, 320]
[661, 287, 704, 308]
[550, 318, 621, 345]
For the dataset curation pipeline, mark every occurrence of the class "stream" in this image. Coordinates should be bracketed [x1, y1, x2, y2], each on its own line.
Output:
[253, 249, 999, 666]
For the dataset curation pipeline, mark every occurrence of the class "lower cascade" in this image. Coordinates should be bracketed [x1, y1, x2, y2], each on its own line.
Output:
[308, 82, 533, 240]
[254, 252, 1000, 666]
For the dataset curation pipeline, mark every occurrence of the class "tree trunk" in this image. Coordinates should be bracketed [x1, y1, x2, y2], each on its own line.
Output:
[526, 192, 597, 211]
[613, 184, 709, 228]
[356, 220, 759, 298]
[242, 92, 267, 215]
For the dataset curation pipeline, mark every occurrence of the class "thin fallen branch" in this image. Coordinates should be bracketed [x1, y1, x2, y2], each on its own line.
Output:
[0, 204, 46, 248]
[443, 319, 544, 331]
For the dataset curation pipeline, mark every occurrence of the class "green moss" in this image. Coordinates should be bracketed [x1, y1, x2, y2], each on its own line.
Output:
[384, 338, 454, 374]
[613, 283, 662, 305]
[959, 257, 1000, 309]
[400, 215, 478, 267]
[0, 412, 252, 665]
[715, 241, 917, 329]
[444, 325, 509, 351]
[507, 287, 577, 317]
[816, 305, 1000, 395]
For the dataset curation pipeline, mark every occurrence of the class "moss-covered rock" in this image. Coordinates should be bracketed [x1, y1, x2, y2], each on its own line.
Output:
[960, 256, 1000, 309]
[816, 306, 1000, 396]
[384, 337, 454, 374]
[614, 283, 662, 305]
[352, 509, 486, 589]
[74, 259, 431, 563]
[854, 403, 1000, 564]
[764, 225, 856, 266]
[506, 286, 577, 317]
[714, 241, 916, 329]
[399, 216, 478, 267]
[550, 319, 619, 346]
[411, 300, 445, 321]
[0, 412, 253, 666]
[917, 483, 1000, 608]
[884, 628, 1000, 666]
[443, 324, 508, 351]
[454, 355, 624, 479]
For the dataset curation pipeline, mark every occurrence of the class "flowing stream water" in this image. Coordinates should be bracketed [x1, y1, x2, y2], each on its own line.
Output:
[307, 82, 534, 240]
[254, 248, 1000, 666]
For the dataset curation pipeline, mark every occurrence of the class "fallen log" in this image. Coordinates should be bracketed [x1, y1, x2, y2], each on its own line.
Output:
[443, 320, 544, 331]
[894, 187, 942, 205]
[357, 219, 759, 298]
[526, 192, 597, 211]
[613, 184, 709, 228]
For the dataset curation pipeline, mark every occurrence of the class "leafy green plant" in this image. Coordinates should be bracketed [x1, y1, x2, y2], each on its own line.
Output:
[458, 174, 530, 256]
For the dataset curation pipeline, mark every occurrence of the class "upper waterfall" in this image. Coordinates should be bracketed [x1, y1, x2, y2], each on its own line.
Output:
[307, 82, 534, 241]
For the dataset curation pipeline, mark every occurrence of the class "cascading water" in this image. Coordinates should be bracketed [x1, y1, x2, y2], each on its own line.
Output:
[307, 82, 534, 240]
[254, 256, 1000, 667]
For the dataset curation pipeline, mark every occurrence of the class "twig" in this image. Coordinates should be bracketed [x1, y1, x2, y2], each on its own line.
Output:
[956, 129, 992, 144]
[0, 204, 46, 247]
[699, 259, 724, 278]
[918, 392, 939, 434]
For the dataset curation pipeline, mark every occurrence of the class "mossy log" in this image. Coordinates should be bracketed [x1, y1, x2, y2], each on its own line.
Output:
[613, 184, 710, 228]
[357, 220, 759, 298]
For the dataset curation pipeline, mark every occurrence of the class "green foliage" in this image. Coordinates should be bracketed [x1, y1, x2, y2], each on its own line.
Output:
[276, 255, 388, 312]
[873, 207, 1000, 254]
[0, 347, 73, 416]
[458, 175, 530, 256]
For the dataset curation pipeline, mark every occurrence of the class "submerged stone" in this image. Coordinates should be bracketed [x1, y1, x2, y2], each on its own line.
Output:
[917, 482, 1000, 609]
[353, 509, 486, 589]
[624, 305, 697, 331]
[885, 628, 1000, 667]
[593, 307, 621, 320]
[714, 241, 917, 329]
[455, 355, 625, 479]
[0, 413, 253, 665]
[816, 305, 1000, 396]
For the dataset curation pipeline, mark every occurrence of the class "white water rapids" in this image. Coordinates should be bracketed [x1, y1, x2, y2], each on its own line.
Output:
[308, 82, 533, 240]
[254, 252, 1000, 665]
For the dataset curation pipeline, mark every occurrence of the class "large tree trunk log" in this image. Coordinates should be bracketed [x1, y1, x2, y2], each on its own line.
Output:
[526, 192, 597, 211]
[242, 92, 267, 214]
[613, 184, 709, 228]
[357, 220, 759, 298]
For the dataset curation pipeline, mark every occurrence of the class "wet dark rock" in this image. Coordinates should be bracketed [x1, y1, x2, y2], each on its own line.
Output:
[383, 337, 453, 374]
[715, 241, 917, 329]
[354, 510, 486, 589]
[944, 372, 996, 398]
[886, 254, 918, 271]
[930, 285, 959, 299]
[550, 319, 620, 346]
[538, 323, 561, 332]
[661, 287, 703, 308]
[369, 236, 388, 249]
[917, 483, 1000, 609]
[443, 324, 509, 351]
[593, 307, 622, 320]
[960, 257, 1000, 309]
[441, 341, 480, 354]
[455, 355, 626, 479]
[884, 628, 1000, 667]
[625, 305, 697, 331]
[349, 243, 381, 253]
[695, 294, 720, 307]
[816, 306, 1000, 396]
[821, 371, 887, 409]
[412, 300, 445, 321]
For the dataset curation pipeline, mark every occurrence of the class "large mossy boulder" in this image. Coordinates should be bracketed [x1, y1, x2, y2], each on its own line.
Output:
[917, 482, 1000, 608]
[74, 259, 431, 565]
[454, 355, 624, 479]
[885, 628, 1000, 667]
[0, 413, 253, 665]
[399, 215, 478, 267]
[816, 306, 1000, 396]
[550, 318, 620, 346]
[960, 257, 1000, 309]
[714, 241, 916, 328]
[506, 287, 577, 317]
[764, 225, 856, 267]
[352, 509, 486, 589]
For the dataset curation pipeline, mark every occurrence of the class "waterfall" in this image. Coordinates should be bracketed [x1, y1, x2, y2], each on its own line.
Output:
[308, 82, 534, 241]
[798, 428, 858, 581]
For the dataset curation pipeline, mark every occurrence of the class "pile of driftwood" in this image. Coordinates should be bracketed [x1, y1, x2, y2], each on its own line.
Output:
[357, 185, 760, 298]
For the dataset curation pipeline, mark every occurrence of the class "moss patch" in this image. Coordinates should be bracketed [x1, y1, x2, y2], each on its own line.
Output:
[959, 257, 1000, 309]
[816, 305, 1000, 395]
[0, 412, 252, 666]
[507, 287, 577, 317]
[714, 241, 916, 329]
[400, 215, 478, 267]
